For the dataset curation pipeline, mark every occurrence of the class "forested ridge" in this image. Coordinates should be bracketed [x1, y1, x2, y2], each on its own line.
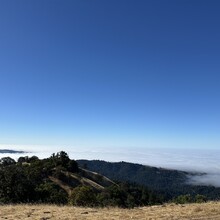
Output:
[0, 152, 218, 207]
[0, 152, 163, 208]
[77, 160, 220, 201]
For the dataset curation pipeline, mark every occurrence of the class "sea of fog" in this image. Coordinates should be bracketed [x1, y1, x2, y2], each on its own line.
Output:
[0, 145, 220, 187]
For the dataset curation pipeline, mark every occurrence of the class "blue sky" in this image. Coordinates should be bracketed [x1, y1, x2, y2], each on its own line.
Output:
[0, 0, 219, 150]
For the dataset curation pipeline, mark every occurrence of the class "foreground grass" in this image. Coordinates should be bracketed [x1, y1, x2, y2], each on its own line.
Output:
[1, 202, 220, 219]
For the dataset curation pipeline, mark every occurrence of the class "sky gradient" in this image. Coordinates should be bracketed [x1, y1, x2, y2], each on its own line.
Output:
[0, 0, 219, 150]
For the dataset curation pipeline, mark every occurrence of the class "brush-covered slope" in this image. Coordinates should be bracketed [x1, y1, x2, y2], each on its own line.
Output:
[0, 152, 162, 208]
[0, 152, 115, 203]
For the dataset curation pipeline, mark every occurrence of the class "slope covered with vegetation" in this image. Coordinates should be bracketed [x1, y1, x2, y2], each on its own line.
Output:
[0, 152, 162, 208]
[77, 160, 220, 201]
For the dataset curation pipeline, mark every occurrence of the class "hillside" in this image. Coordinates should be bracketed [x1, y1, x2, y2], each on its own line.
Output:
[0, 152, 162, 207]
[0, 152, 115, 203]
[1, 152, 219, 207]
[1, 202, 220, 219]
[77, 160, 220, 200]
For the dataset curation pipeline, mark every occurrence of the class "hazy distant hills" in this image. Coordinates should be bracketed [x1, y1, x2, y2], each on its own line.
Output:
[0, 149, 27, 154]
[77, 160, 220, 200]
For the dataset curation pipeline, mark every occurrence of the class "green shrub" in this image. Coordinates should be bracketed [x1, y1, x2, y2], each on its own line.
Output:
[69, 186, 97, 207]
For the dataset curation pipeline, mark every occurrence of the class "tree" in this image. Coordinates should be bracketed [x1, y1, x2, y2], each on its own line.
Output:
[0, 157, 16, 166]
[67, 160, 79, 173]
[49, 151, 78, 172]
[29, 156, 39, 163]
[17, 156, 26, 163]
[0, 165, 36, 203]
[50, 151, 70, 168]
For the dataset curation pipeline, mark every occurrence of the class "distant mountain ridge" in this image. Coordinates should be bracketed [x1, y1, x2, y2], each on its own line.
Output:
[0, 149, 27, 154]
[77, 159, 220, 201]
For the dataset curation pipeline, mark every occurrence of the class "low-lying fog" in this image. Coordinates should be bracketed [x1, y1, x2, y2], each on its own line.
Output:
[0, 145, 219, 187]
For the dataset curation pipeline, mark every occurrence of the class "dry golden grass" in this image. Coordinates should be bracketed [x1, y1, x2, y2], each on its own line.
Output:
[1, 202, 220, 219]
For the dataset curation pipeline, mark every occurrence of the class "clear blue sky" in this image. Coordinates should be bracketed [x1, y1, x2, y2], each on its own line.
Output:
[0, 0, 219, 150]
